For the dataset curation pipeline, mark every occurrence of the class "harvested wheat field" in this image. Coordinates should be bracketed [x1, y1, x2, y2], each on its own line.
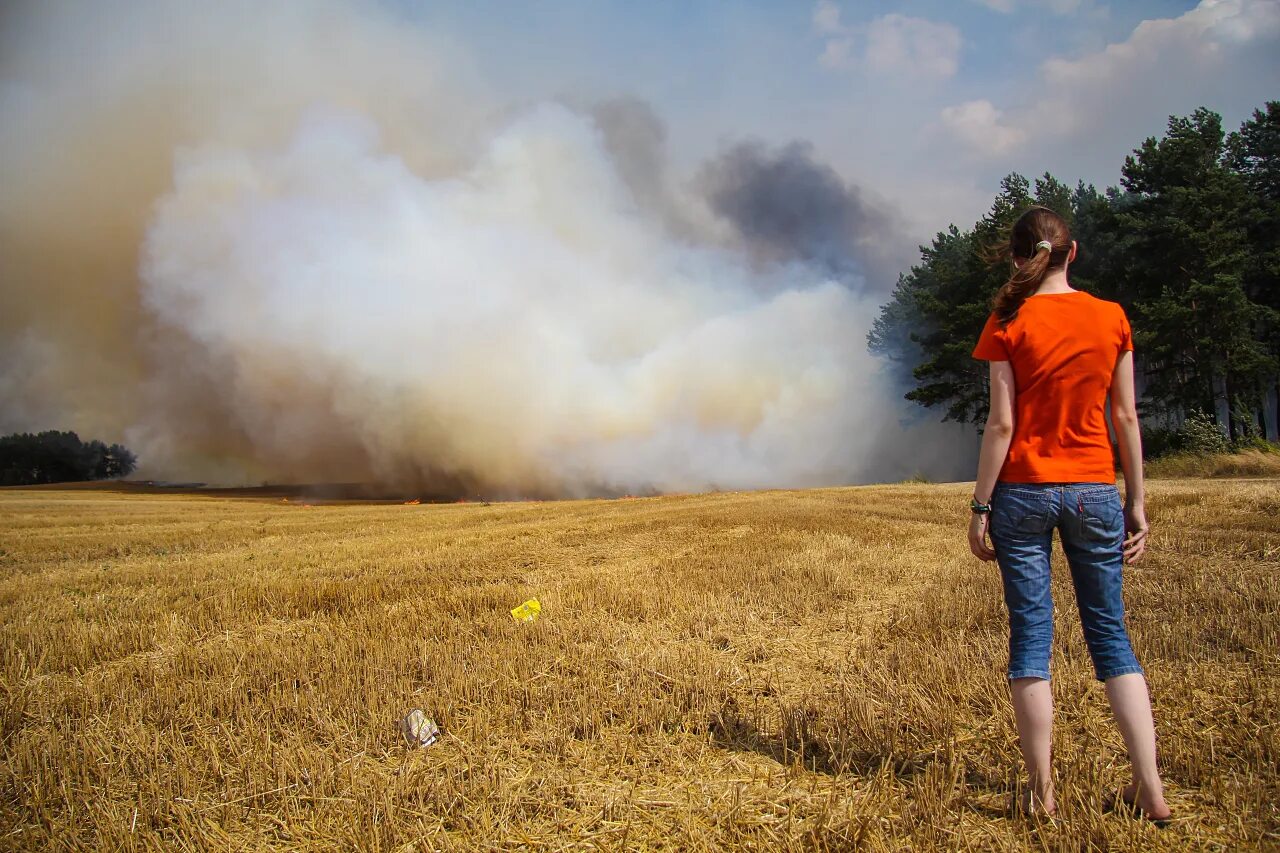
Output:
[1, 480, 1277, 851]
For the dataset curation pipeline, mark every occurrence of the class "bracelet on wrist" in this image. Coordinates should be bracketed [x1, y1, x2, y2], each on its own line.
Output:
[970, 497, 991, 514]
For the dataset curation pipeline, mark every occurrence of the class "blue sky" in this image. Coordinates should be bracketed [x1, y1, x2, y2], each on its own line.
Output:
[389, 0, 1278, 262]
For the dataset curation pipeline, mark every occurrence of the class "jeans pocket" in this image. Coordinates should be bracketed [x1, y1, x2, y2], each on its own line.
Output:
[992, 490, 1053, 538]
[1080, 495, 1123, 543]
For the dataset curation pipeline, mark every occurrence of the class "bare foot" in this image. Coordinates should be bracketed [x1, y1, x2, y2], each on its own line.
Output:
[1019, 788, 1057, 818]
[1122, 783, 1171, 823]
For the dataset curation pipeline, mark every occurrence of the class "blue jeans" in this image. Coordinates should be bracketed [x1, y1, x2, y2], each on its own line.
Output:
[990, 482, 1144, 682]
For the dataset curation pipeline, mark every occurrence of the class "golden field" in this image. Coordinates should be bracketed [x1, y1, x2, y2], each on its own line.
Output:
[1144, 449, 1280, 480]
[1, 479, 1276, 851]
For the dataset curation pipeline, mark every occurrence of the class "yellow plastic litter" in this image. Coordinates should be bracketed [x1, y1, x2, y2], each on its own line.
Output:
[511, 598, 542, 622]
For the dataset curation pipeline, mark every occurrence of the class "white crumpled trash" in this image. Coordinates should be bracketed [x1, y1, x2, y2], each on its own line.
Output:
[400, 709, 440, 748]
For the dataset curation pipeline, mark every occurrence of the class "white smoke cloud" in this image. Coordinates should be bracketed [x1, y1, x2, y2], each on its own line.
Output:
[137, 106, 894, 494]
[2, 0, 975, 495]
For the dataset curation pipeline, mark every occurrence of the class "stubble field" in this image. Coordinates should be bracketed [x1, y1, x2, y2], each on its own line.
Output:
[1, 479, 1276, 850]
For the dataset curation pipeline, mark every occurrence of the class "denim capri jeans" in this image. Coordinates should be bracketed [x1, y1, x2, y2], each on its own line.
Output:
[990, 482, 1144, 682]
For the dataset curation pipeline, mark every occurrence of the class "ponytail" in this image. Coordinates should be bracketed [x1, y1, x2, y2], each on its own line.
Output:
[989, 207, 1072, 325]
[993, 242, 1052, 323]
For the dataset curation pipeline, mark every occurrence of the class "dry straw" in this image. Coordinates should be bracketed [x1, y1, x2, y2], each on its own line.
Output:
[1, 478, 1276, 849]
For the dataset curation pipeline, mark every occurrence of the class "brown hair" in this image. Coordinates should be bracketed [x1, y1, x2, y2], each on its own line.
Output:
[990, 206, 1072, 324]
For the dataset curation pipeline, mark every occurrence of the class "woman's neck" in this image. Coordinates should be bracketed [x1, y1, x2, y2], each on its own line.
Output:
[1033, 269, 1074, 296]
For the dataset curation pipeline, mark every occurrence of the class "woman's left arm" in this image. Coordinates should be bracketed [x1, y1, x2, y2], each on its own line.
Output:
[969, 360, 1016, 561]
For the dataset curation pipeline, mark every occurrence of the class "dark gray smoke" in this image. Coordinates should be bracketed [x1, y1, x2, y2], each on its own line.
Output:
[589, 98, 669, 213]
[699, 141, 908, 291]
[589, 101, 913, 294]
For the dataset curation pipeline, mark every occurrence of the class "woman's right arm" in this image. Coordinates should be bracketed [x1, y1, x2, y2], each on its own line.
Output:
[1109, 349, 1148, 563]
[968, 360, 1015, 562]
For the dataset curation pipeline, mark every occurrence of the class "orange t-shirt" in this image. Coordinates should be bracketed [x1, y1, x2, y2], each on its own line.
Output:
[972, 291, 1133, 483]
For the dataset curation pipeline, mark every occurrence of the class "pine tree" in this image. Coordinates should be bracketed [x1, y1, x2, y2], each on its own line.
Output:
[870, 173, 1091, 426]
[1118, 108, 1273, 439]
[1226, 102, 1280, 440]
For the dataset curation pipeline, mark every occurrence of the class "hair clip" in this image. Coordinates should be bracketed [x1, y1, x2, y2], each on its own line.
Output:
[1035, 240, 1053, 252]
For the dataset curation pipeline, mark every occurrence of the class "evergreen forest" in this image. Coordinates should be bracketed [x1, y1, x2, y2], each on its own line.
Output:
[871, 102, 1280, 455]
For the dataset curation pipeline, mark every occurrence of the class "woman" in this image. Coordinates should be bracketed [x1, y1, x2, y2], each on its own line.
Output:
[967, 206, 1171, 824]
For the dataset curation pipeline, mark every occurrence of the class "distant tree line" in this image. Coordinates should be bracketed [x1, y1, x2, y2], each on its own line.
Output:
[871, 102, 1280, 455]
[0, 431, 137, 486]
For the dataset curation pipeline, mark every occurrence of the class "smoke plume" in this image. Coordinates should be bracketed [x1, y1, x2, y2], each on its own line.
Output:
[699, 141, 909, 291]
[0, 0, 972, 496]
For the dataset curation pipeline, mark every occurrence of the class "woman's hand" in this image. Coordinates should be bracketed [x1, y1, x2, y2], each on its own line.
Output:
[969, 512, 996, 561]
[1123, 501, 1149, 564]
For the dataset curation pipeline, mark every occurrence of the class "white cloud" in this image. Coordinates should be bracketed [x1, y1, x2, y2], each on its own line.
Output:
[812, 0, 843, 35]
[818, 37, 855, 69]
[813, 5, 962, 80]
[1043, 0, 1280, 91]
[865, 15, 962, 78]
[970, 0, 1102, 14]
[940, 0, 1280, 160]
[939, 100, 1026, 154]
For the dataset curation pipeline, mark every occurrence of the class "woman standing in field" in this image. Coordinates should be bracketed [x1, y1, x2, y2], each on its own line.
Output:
[967, 206, 1171, 824]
